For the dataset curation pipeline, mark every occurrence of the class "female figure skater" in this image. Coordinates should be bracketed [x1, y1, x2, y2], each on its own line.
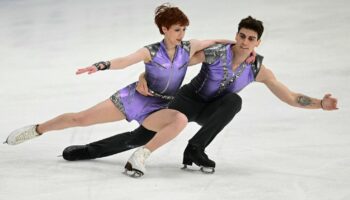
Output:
[5, 4, 230, 147]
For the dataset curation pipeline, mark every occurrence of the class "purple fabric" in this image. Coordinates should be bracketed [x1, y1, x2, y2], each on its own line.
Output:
[190, 44, 256, 101]
[226, 66, 255, 93]
[110, 41, 190, 124]
[145, 41, 189, 96]
[110, 82, 169, 124]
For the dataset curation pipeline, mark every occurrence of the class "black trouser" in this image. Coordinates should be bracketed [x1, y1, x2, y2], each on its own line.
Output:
[83, 84, 242, 158]
[168, 85, 242, 148]
[86, 126, 156, 159]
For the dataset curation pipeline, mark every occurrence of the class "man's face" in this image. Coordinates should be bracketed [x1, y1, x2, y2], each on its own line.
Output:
[235, 28, 261, 53]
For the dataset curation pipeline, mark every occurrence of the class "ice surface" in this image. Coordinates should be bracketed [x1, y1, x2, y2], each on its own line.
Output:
[1, 1, 349, 200]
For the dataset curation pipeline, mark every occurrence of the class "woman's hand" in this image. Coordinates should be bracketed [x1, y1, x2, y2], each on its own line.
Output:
[245, 51, 256, 64]
[76, 66, 98, 75]
[136, 73, 153, 96]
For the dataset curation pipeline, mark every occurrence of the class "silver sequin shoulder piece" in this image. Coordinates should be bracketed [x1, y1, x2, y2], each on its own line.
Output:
[144, 42, 161, 59]
[252, 54, 264, 79]
[203, 44, 227, 65]
[181, 41, 191, 54]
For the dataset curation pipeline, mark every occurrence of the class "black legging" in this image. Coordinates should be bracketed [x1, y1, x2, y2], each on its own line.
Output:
[83, 84, 242, 159]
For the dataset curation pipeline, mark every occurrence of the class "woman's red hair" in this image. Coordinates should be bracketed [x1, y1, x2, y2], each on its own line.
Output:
[154, 3, 189, 34]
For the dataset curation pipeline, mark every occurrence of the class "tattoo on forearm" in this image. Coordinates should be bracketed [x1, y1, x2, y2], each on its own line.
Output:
[297, 96, 312, 107]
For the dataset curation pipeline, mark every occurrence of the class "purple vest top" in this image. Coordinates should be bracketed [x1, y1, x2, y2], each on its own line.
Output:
[189, 44, 263, 101]
[144, 40, 191, 97]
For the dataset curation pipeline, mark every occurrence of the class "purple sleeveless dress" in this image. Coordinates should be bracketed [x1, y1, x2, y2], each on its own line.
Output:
[110, 40, 191, 124]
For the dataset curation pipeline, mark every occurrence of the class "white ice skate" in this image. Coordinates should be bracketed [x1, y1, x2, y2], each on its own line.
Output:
[4, 125, 40, 145]
[124, 147, 151, 178]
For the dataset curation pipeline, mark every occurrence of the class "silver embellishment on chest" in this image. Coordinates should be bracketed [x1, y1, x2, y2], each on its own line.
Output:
[217, 63, 247, 96]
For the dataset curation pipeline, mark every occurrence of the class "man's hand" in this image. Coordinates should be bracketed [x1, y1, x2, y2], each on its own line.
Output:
[321, 94, 338, 110]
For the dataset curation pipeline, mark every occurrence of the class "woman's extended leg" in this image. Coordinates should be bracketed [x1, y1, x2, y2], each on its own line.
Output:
[38, 99, 125, 134]
[6, 99, 126, 145]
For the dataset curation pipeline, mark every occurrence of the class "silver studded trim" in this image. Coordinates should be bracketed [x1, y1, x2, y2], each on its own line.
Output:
[216, 62, 247, 97]
[203, 44, 226, 65]
[216, 50, 229, 95]
[149, 89, 174, 100]
[110, 91, 127, 116]
[144, 43, 161, 59]
[181, 41, 191, 54]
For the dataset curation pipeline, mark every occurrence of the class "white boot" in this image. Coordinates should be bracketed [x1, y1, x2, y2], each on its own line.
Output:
[5, 125, 40, 145]
[124, 147, 151, 177]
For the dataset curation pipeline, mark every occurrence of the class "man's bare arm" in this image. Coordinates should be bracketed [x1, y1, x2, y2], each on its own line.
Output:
[256, 65, 338, 110]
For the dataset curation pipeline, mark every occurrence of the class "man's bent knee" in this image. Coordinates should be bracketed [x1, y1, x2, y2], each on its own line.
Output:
[223, 93, 242, 111]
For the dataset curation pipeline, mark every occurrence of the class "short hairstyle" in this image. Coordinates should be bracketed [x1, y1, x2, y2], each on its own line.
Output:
[154, 3, 189, 35]
[238, 16, 264, 39]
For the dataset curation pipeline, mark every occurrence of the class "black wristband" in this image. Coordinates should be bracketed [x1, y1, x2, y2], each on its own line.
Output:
[93, 61, 111, 71]
[320, 100, 324, 109]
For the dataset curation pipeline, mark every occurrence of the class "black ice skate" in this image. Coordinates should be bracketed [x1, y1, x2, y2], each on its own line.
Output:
[181, 144, 216, 174]
[62, 145, 91, 161]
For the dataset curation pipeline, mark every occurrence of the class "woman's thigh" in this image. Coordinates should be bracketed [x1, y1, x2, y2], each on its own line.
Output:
[141, 109, 187, 132]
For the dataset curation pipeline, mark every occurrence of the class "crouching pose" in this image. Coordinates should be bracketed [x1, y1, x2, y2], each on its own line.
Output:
[124, 16, 338, 176]
[63, 17, 337, 177]
[62, 16, 338, 177]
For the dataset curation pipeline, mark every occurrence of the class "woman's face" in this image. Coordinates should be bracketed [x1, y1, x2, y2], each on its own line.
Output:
[162, 24, 187, 45]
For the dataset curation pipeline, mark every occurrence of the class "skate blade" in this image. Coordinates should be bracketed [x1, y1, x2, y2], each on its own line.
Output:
[123, 162, 144, 178]
[123, 169, 143, 178]
[181, 165, 198, 172]
[181, 164, 215, 174]
[200, 166, 215, 174]
[3, 136, 9, 144]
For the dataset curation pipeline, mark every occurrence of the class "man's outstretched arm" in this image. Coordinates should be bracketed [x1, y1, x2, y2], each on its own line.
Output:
[256, 65, 338, 110]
